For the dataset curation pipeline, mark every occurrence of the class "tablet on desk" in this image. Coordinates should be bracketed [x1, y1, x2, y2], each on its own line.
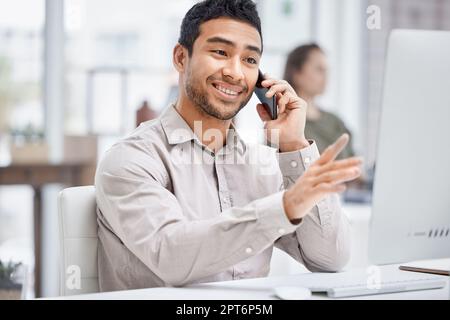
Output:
[399, 259, 450, 276]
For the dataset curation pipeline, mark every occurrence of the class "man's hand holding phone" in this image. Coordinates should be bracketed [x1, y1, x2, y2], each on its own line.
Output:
[254, 73, 363, 223]
[255, 73, 310, 152]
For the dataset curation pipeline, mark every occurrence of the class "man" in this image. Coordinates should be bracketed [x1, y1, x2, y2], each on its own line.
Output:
[95, 0, 362, 292]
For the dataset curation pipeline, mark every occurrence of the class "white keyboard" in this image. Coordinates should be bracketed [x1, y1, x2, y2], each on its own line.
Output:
[312, 277, 445, 298]
[195, 265, 448, 299]
[302, 268, 447, 298]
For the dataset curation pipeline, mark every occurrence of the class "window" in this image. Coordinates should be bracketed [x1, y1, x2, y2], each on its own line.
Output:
[0, 0, 45, 296]
[0, 0, 44, 135]
[64, 0, 196, 136]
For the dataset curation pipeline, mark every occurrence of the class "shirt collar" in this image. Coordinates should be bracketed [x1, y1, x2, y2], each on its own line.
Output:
[160, 104, 197, 145]
[160, 104, 246, 155]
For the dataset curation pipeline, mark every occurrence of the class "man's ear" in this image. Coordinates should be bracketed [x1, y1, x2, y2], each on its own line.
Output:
[173, 43, 188, 73]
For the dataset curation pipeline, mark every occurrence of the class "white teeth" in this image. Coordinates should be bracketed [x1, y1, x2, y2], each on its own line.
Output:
[215, 84, 238, 96]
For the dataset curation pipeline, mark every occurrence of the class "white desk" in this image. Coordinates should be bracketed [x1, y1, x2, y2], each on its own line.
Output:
[53, 264, 449, 300]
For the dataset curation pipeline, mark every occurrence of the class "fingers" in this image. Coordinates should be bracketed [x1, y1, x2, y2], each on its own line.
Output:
[261, 77, 288, 88]
[312, 156, 363, 176]
[261, 78, 296, 96]
[259, 77, 306, 118]
[316, 134, 350, 165]
[275, 92, 287, 114]
[256, 103, 272, 122]
[276, 92, 302, 114]
[313, 183, 347, 194]
[265, 82, 290, 98]
[311, 166, 361, 187]
[260, 77, 275, 87]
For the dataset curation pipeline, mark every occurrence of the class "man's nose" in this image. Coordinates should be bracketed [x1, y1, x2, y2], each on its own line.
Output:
[222, 57, 245, 82]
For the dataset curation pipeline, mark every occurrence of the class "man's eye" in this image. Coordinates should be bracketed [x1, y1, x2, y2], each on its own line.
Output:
[212, 50, 227, 56]
[246, 57, 258, 65]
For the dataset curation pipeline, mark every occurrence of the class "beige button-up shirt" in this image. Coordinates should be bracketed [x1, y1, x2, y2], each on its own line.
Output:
[95, 104, 351, 292]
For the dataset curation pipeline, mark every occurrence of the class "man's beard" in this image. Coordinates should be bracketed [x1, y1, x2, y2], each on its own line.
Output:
[185, 72, 252, 121]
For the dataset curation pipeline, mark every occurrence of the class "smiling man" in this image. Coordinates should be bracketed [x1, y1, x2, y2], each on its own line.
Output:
[95, 0, 363, 292]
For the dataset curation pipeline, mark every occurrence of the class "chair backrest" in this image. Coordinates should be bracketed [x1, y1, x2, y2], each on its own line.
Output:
[58, 186, 99, 296]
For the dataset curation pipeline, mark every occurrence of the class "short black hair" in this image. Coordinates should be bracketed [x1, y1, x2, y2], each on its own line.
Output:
[178, 0, 263, 56]
[283, 43, 323, 87]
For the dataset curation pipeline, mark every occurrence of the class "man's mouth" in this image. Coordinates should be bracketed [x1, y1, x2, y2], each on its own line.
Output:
[211, 81, 245, 100]
[213, 83, 240, 96]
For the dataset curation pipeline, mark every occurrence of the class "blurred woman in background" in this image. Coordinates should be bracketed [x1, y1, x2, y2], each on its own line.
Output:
[283, 43, 355, 160]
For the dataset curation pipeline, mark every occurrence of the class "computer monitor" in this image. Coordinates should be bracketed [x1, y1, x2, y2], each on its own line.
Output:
[368, 30, 450, 265]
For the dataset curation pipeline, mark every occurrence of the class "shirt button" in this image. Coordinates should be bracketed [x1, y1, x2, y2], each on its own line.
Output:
[278, 228, 285, 234]
[290, 160, 298, 168]
[245, 247, 253, 254]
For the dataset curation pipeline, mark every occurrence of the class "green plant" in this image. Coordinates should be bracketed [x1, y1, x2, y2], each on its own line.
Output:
[0, 260, 21, 281]
[0, 260, 23, 297]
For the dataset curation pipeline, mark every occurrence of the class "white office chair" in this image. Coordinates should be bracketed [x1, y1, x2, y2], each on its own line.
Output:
[58, 186, 99, 296]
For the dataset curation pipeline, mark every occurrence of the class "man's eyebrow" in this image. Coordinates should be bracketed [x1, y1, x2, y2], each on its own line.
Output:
[206, 36, 262, 56]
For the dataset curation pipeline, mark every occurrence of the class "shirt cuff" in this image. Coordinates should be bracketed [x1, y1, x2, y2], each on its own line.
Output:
[277, 140, 320, 176]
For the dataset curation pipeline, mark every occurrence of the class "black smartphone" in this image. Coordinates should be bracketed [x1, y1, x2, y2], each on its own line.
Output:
[254, 69, 277, 120]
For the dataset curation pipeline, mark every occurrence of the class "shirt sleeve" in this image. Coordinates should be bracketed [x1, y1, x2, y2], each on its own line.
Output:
[275, 141, 351, 272]
[95, 145, 299, 287]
